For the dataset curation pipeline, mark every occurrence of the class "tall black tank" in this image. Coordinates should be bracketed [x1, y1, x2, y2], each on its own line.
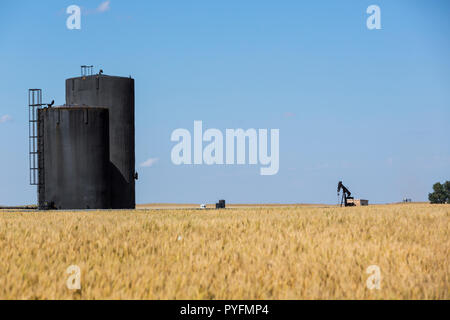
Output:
[65, 74, 135, 209]
[37, 107, 111, 209]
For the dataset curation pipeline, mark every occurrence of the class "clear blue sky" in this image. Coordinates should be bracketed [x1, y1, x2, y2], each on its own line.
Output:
[0, 0, 449, 205]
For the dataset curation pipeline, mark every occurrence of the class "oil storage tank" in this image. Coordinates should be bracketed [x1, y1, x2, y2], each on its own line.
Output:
[37, 107, 111, 209]
[65, 74, 135, 209]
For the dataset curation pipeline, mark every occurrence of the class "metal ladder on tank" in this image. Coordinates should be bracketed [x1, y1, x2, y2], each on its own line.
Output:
[28, 89, 45, 187]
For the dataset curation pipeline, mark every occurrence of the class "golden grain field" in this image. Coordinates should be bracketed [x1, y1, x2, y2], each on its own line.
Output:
[0, 204, 448, 300]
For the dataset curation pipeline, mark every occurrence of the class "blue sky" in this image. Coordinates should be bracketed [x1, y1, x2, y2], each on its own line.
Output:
[0, 0, 449, 205]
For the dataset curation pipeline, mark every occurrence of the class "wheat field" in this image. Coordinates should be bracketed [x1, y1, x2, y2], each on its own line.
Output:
[0, 204, 448, 300]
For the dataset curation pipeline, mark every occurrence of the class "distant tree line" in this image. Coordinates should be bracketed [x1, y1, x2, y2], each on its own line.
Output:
[428, 181, 450, 204]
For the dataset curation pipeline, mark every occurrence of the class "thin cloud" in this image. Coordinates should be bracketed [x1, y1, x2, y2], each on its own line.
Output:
[305, 162, 330, 171]
[284, 112, 295, 118]
[82, 1, 111, 15]
[97, 1, 111, 13]
[140, 158, 159, 168]
[386, 157, 393, 167]
[0, 115, 12, 124]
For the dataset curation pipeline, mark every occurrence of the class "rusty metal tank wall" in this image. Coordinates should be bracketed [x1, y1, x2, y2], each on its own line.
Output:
[37, 107, 111, 209]
[65, 75, 135, 209]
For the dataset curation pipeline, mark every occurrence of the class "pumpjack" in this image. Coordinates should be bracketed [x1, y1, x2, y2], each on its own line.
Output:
[337, 181, 355, 207]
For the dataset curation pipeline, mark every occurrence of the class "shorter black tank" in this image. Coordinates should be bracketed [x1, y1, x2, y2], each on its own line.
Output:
[37, 107, 110, 209]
